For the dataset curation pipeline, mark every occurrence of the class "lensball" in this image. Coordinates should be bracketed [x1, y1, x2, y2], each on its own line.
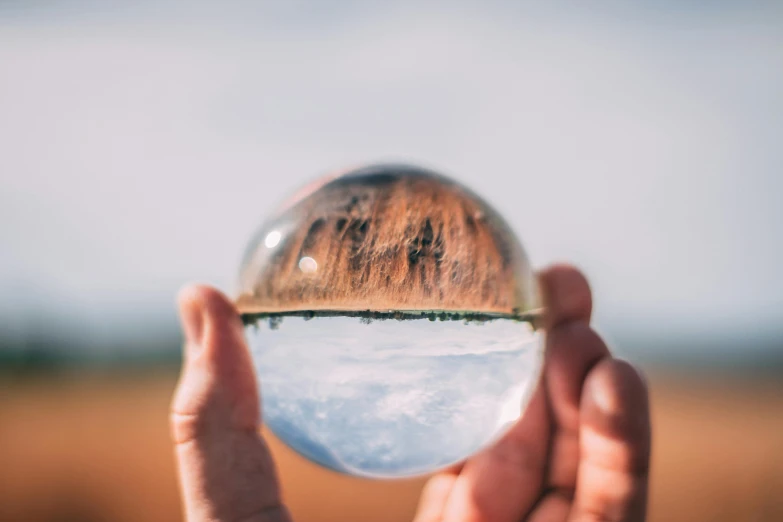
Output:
[236, 164, 543, 478]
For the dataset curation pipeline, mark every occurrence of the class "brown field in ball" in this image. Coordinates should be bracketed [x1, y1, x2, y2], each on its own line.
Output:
[237, 166, 537, 317]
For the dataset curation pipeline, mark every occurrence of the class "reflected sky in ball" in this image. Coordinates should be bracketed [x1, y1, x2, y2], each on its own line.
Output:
[246, 316, 542, 478]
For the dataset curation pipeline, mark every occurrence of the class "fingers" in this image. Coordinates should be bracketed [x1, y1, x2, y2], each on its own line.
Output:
[418, 264, 594, 522]
[569, 359, 651, 522]
[414, 264, 650, 522]
[540, 265, 611, 490]
[171, 286, 291, 522]
[526, 491, 572, 522]
[172, 286, 259, 440]
[545, 323, 612, 488]
[538, 264, 592, 329]
[413, 473, 460, 522]
[437, 386, 551, 522]
[540, 265, 651, 520]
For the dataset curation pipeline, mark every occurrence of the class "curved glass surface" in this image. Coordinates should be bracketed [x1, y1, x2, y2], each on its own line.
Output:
[237, 164, 543, 478]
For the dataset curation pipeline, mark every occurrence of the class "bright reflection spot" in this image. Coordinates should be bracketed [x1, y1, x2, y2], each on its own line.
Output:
[299, 256, 318, 273]
[264, 231, 281, 248]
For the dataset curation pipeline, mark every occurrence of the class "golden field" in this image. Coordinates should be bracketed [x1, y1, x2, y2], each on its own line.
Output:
[1, 370, 781, 522]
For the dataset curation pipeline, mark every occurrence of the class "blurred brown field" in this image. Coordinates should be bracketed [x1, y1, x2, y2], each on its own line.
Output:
[1, 370, 781, 522]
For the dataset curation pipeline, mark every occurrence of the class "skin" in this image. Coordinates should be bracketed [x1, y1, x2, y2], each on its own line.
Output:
[171, 264, 651, 522]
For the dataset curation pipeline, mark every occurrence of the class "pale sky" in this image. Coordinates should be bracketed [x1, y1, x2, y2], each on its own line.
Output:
[1, 2, 781, 359]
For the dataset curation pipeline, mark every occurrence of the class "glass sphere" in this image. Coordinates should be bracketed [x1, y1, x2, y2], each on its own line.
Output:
[236, 164, 543, 478]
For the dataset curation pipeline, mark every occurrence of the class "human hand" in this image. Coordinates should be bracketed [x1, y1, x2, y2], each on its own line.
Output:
[170, 264, 650, 522]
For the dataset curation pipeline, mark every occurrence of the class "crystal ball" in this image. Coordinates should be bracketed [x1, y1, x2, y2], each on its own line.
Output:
[236, 164, 543, 478]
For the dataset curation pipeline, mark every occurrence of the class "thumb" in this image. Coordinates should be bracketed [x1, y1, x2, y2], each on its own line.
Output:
[171, 285, 291, 522]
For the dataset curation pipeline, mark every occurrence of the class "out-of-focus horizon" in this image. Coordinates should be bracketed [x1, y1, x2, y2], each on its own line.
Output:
[1, 1, 781, 368]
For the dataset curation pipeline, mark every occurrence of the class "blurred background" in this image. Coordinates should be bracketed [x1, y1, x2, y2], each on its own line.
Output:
[1, 1, 782, 521]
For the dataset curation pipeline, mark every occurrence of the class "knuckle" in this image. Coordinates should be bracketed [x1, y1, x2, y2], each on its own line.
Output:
[169, 410, 207, 445]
